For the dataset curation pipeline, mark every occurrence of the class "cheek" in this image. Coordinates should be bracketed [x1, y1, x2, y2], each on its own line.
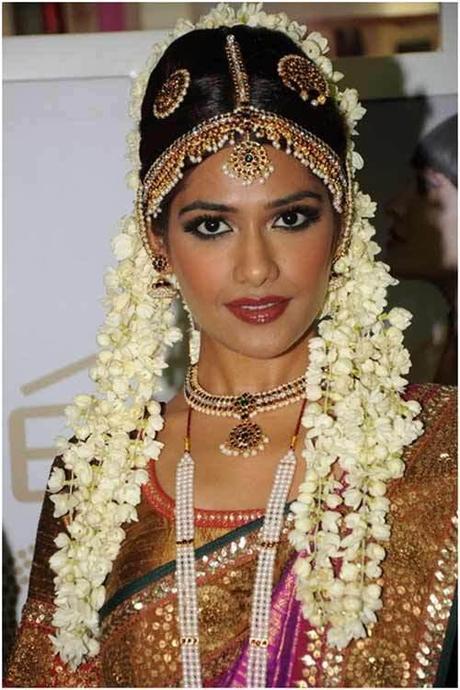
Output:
[168, 220, 335, 309]
[285, 226, 334, 288]
[168, 237, 225, 307]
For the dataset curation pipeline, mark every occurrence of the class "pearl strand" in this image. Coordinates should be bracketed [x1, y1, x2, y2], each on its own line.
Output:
[247, 448, 297, 687]
[175, 402, 305, 688]
[176, 452, 201, 687]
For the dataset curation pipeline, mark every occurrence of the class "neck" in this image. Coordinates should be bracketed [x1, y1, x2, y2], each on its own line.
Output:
[194, 333, 311, 395]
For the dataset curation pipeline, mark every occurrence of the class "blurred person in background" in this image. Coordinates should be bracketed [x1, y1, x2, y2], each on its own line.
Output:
[386, 115, 457, 384]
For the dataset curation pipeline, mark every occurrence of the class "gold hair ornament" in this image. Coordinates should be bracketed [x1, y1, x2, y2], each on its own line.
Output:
[153, 68, 191, 119]
[278, 54, 329, 106]
[138, 107, 349, 251]
[223, 34, 274, 185]
[142, 34, 351, 262]
[222, 139, 275, 185]
[225, 34, 250, 107]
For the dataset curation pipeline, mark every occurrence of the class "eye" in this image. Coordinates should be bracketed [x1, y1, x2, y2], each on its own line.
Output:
[272, 206, 320, 230]
[183, 215, 232, 239]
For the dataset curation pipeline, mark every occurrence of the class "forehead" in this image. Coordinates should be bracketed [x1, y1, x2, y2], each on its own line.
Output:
[171, 145, 329, 207]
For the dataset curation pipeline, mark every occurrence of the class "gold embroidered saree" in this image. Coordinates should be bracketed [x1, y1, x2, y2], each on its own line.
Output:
[6, 383, 457, 687]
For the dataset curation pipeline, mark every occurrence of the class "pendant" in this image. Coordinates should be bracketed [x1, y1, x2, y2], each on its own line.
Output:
[219, 420, 269, 457]
[222, 139, 274, 186]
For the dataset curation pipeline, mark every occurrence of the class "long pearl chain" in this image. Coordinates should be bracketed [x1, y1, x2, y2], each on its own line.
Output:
[246, 447, 297, 686]
[176, 451, 201, 687]
[175, 399, 306, 687]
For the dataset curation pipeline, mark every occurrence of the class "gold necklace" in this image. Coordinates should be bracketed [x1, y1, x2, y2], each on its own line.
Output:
[183, 364, 306, 457]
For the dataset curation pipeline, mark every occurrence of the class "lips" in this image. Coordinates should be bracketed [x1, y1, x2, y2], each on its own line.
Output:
[225, 295, 290, 325]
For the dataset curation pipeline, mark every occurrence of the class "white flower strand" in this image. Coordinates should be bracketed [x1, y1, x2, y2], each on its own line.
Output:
[289, 187, 423, 649]
[46, 1, 423, 672]
[48, 222, 182, 667]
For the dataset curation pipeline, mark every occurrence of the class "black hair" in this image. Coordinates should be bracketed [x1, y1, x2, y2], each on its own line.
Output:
[139, 25, 348, 234]
[412, 115, 457, 188]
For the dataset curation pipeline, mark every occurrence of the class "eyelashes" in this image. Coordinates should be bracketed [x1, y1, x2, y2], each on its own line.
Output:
[182, 205, 321, 240]
[184, 215, 230, 239]
[274, 206, 320, 230]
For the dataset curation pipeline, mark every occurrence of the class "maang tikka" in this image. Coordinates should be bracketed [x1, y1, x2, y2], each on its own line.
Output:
[222, 34, 275, 185]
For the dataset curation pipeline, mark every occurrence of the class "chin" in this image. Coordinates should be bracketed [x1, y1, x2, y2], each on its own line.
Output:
[218, 325, 312, 361]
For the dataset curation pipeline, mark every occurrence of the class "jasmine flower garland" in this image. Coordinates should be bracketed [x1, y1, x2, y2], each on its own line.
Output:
[47, 1, 423, 672]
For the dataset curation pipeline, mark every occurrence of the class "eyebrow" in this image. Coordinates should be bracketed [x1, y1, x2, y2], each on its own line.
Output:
[179, 201, 237, 216]
[178, 190, 323, 216]
[266, 190, 323, 208]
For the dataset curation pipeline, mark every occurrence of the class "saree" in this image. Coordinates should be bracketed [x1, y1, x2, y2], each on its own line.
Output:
[5, 383, 457, 687]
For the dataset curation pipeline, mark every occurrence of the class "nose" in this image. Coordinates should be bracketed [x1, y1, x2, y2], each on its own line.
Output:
[233, 225, 279, 288]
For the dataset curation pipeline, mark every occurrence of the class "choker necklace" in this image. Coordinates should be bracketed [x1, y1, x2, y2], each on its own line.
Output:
[175, 399, 306, 687]
[184, 364, 306, 457]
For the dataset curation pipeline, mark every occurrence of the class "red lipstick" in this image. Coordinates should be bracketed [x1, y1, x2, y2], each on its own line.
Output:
[225, 295, 290, 325]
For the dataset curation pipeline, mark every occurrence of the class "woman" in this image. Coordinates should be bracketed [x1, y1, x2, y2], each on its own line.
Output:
[386, 115, 457, 384]
[6, 4, 456, 688]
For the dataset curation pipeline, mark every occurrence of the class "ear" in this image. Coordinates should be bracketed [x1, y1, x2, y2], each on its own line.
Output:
[329, 210, 342, 263]
[146, 216, 169, 259]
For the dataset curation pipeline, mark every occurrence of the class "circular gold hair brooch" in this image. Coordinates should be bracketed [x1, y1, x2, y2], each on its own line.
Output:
[222, 138, 274, 185]
[278, 54, 329, 107]
[153, 68, 191, 119]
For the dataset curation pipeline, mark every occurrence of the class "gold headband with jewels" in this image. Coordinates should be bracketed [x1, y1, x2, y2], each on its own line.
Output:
[153, 68, 191, 119]
[139, 35, 352, 263]
[278, 54, 329, 106]
[142, 107, 346, 215]
[137, 105, 352, 258]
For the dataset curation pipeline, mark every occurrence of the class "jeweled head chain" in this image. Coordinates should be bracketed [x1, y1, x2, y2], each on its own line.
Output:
[47, 3, 423, 676]
[137, 32, 353, 287]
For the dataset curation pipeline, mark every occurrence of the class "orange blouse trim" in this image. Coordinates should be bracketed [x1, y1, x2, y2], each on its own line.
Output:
[143, 458, 266, 528]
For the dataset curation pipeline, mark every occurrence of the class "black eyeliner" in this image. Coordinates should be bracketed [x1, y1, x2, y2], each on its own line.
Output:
[182, 204, 321, 240]
[273, 204, 321, 231]
[183, 213, 231, 240]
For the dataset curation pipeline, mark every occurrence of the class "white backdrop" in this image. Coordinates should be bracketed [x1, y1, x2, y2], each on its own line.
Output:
[5, 75, 134, 613]
[4, 7, 457, 634]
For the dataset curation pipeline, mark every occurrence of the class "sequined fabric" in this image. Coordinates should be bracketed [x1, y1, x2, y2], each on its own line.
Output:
[295, 384, 457, 688]
[336, 384, 457, 689]
[100, 479, 296, 687]
[5, 384, 456, 688]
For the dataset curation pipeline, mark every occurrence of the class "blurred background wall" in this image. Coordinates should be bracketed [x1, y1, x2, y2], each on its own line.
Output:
[3, 1, 457, 668]
[2, 2, 443, 58]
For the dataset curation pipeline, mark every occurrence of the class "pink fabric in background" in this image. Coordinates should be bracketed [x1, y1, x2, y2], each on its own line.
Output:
[96, 3, 126, 31]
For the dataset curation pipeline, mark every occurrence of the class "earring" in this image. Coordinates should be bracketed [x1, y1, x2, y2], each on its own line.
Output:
[144, 213, 177, 299]
[152, 254, 169, 273]
[151, 253, 177, 300]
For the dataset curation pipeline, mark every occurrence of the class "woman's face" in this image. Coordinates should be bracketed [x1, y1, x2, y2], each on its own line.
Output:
[152, 145, 337, 360]
[386, 167, 457, 280]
